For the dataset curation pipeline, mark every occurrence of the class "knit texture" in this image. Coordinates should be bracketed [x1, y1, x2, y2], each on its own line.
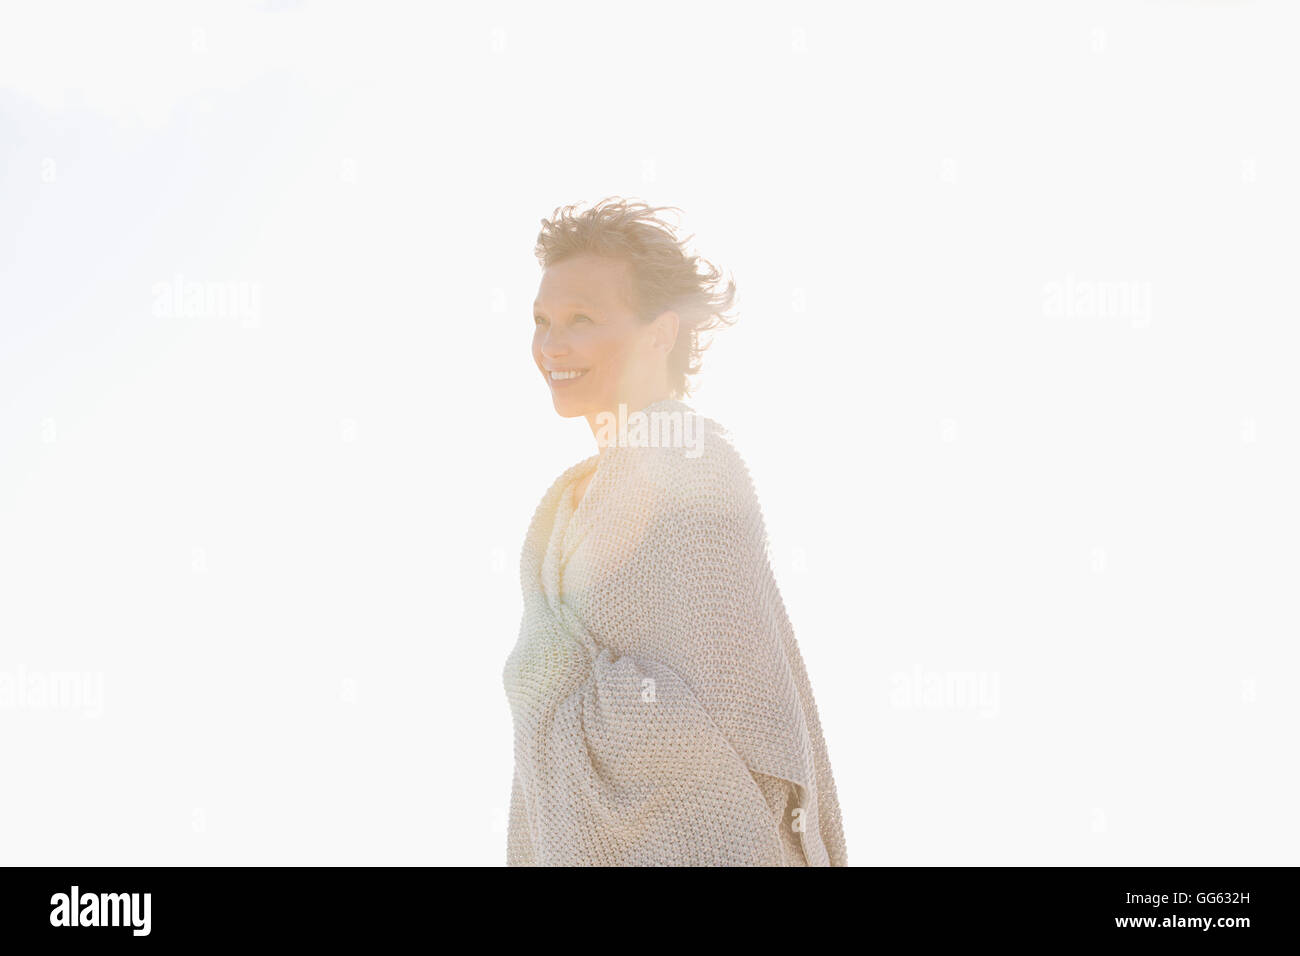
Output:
[502, 399, 848, 866]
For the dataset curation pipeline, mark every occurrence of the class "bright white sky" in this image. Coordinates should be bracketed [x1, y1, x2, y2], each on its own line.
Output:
[1, 0, 1297, 865]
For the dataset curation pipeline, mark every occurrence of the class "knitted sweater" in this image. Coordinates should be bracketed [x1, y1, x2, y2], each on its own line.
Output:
[502, 399, 848, 866]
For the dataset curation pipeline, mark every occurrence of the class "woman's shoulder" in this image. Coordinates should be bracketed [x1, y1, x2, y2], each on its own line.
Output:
[608, 401, 760, 515]
[524, 453, 598, 530]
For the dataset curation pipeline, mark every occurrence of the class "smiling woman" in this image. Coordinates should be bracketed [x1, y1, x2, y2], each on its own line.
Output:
[503, 197, 848, 867]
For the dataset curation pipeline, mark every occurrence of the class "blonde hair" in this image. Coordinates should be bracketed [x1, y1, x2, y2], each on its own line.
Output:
[534, 197, 738, 399]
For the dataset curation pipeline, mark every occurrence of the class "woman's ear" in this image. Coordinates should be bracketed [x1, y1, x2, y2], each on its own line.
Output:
[650, 309, 680, 354]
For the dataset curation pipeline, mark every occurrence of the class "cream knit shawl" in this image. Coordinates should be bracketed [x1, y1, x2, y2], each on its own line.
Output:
[502, 399, 848, 866]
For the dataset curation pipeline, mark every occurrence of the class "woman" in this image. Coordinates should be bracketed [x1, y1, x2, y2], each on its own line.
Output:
[502, 197, 848, 866]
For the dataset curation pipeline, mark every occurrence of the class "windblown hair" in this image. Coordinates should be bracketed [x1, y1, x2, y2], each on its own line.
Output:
[534, 197, 738, 399]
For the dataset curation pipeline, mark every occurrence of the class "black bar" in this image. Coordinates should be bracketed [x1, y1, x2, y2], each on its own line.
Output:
[0, 866, 1288, 944]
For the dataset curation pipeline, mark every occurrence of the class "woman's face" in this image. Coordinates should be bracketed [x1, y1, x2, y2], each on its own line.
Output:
[532, 254, 668, 419]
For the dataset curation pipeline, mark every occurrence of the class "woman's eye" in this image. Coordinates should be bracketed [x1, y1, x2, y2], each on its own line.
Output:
[533, 316, 546, 326]
[574, 314, 591, 323]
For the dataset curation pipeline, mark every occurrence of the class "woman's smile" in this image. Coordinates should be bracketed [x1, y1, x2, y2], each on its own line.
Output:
[545, 367, 590, 386]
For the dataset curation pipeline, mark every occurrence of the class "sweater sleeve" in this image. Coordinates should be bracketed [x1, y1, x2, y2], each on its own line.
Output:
[506, 638, 789, 866]
[752, 772, 811, 866]
[505, 767, 535, 866]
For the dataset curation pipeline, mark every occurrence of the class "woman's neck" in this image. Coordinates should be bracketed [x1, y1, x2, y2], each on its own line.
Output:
[585, 386, 676, 449]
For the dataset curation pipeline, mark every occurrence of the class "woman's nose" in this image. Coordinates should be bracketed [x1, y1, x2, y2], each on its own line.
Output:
[539, 326, 568, 355]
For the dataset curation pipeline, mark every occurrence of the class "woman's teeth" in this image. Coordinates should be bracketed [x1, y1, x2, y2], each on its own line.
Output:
[550, 369, 588, 381]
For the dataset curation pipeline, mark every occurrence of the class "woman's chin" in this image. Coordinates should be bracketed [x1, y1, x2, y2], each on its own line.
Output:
[550, 392, 591, 418]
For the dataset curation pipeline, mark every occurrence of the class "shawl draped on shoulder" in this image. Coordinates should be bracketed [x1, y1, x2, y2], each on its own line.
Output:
[502, 399, 848, 866]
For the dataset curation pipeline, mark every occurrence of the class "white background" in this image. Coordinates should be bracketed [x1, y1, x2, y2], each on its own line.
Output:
[1, 0, 1296, 865]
